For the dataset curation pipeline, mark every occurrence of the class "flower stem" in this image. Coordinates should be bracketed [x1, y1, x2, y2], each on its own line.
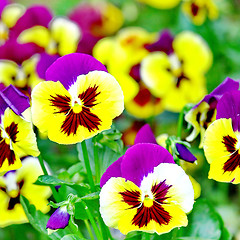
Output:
[177, 106, 185, 139]
[81, 200, 101, 240]
[84, 220, 95, 240]
[81, 141, 95, 192]
[94, 143, 100, 184]
[38, 154, 60, 202]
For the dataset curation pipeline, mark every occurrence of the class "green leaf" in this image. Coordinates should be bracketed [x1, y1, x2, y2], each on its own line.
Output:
[61, 234, 87, 240]
[81, 191, 100, 201]
[180, 199, 223, 240]
[35, 175, 75, 186]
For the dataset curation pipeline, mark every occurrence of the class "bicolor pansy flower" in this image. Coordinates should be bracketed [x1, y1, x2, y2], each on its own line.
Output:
[141, 31, 212, 112]
[137, 0, 181, 9]
[185, 77, 239, 148]
[0, 55, 43, 96]
[18, 17, 81, 56]
[100, 143, 194, 235]
[46, 206, 70, 234]
[31, 53, 124, 144]
[0, 157, 51, 227]
[69, 2, 123, 55]
[0, 85, 39, 173]
[182, 0, 218, 25]
[203, 90, 240, 184]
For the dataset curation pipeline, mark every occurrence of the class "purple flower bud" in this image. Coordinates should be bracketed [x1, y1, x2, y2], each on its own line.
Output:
[175, 143, 197, 163]
[46, 206, 70, 233]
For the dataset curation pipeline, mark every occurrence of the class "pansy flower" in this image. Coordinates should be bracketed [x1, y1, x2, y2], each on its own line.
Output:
[31, 53, 124, 144]
[0, 55, 43, 96]
[137, 0, 181, 9]
[182, 0, 218, 25]
[0, 85, 39, 173]
[100, 143, 194, 235]
[185, 77, 239, 148]
[140, 31, 212, 112]
[0, 157, 51, 227]
[18, 17, 81, 56]
[203, 90, 240, 184]
[69, 2, 123, 55]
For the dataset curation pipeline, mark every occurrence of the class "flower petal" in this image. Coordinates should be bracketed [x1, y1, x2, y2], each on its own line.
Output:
[134, 124, 157, 145]
[45, 53, 107, 90]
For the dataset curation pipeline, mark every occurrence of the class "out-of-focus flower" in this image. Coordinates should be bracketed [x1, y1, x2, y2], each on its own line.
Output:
[0, 85, 39, 173]
[31, 53, 124, 144]
[0, 2, 25, 46]
[93, 27, 156, 103]
[69, 2, 123, 55]
[138, 0, 181, 9]
[203, 90, 240, 184]
[100, 143, 194, 235]
[18, 17, 81, 56]
[182, 0, 218, 25]
[46, 206, 70, 234]
[141, 31, 212, 112]
[185, 77, 239, 148]
[0, 55, 43, 96]
[0, 157, 51, 227]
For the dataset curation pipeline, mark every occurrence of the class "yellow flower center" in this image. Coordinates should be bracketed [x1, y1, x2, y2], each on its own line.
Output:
[143, 194, 154, 208]
[72, 102, 82, 113]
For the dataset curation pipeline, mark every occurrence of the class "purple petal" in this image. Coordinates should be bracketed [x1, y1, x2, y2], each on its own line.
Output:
[144, 30, 174, 55]
[0, 85, 30, 116]
[0, 0, 8, 16]
[45, 53, 107, 90]
[11, 5, 53, 37]
[121, 143, 175, 187]
[100, 156, 123, 187]
[0, 39, 43, 64]
[134, 124, 157, 145]
[175, 143, 197, 163]
[216, 90, 240, 132]
[46, 207, 70, 230]
[194, 77, 240, 109]
[68, 3, 102, 33]
[36, 53, 59, 79]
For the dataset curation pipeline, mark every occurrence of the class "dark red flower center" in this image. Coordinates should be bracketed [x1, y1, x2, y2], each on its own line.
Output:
[49, 85, 102, 135]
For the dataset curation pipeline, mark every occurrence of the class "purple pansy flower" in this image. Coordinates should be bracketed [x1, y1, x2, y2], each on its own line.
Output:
[46, 206, 70, 234]
[185, 77, 240, 147]
[100, 143, 194, 235]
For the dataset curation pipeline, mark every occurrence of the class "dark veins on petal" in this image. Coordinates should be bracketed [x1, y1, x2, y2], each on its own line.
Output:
[49, 85, 101, 136]
[191, 3, 199, 16]
[222, 135, 240, 172]
[5, 122, 19, 143]
[120, 180, 172, 228]
[0, 128, 18, 168]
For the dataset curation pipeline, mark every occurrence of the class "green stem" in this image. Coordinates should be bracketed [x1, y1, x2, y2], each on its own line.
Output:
[38, 154, 60, 202]
[81, 200, 101, 240]
[81, 141, 95, 192]
[84, 220, 95, 240]
[177, 106, 185, 139]
[94, 143, 100, 184]
[97, 212, 112, 240]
